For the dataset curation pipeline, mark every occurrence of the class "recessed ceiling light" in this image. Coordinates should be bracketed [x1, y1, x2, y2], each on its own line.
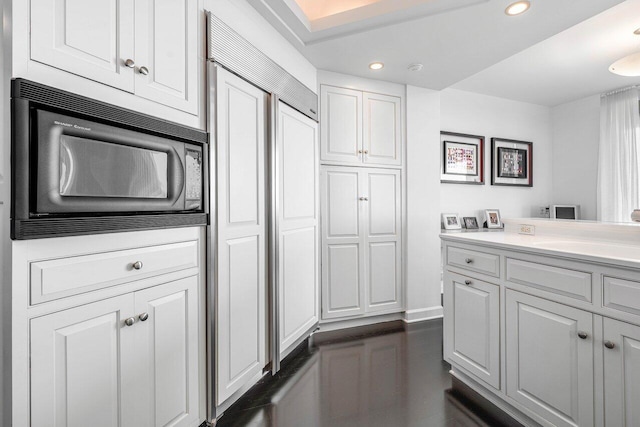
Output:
[408, 63, 424, 72]
[369, 62, 384, 70]
[634, 27, 640, 35]
[610, 52, 640, 76]
[505, 1, 530, 16]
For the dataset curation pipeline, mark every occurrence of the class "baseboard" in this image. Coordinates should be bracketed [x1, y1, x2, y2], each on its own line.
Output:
[402, 306, 443, 323]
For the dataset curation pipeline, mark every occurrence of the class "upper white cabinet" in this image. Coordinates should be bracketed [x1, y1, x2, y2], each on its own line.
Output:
[321, 166, 402, 320]
[320, 85, 402, 168]
[29, 0, 198, 115]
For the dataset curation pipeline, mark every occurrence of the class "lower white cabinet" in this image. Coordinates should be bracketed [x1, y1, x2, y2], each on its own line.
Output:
[603, 317, 640, 426]
[321, 166, 402, 320]
[30, 276, 200, 427]
[505, 290, 594, 427]
[443, 272, 499, 389]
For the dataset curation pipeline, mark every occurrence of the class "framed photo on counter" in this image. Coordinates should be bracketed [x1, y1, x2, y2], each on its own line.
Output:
[491, 138, 533, 186]
[484, 209, 502, 229]
[442, 213, 462, 230]
[463, 217, 479, 229]
[441, 131, 484, 184]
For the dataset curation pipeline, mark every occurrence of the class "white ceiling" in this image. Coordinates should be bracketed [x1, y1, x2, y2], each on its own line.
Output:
[249, 0, 636, 106]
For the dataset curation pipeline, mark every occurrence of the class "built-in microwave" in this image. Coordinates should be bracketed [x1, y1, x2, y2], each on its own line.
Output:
[11, 79, 208, 240]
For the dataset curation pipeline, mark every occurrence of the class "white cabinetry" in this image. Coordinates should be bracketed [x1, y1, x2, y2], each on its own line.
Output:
[505, 290, 594, 427]
[27, 0, 198, 115]
[320, 85, 401, 167]
[13, 227, 205, 427]
[321, 166, 402, 320]
[443, 272, 499, 390]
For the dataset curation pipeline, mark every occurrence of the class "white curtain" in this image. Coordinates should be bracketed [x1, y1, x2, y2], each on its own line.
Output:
[597, 87, 640, 222]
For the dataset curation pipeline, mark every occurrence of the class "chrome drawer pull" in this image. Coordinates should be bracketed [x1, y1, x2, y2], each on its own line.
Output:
[138, 313, 149, 322]
[132, 261, 143, 270]
[604, 341, 615, 349]
[124, 317, 136, 327]
[464, 280, 472, 286]
[465, 258, 473, 264]
[578, 332, 588, 340]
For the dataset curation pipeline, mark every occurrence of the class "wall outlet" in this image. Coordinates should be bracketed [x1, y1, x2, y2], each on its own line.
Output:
[519, 224, 535, 235]
[539, 206, 550, 218]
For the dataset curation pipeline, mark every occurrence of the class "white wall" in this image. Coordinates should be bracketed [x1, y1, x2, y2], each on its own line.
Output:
[551, 95, 600, 220]
[205, 0, 317, 92]
[440, 89, 554, 225]
[405, 86, 442, 321]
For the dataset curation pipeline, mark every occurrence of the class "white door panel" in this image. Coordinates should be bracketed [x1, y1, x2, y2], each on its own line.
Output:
[363, 93, 401, 166]
[320, 86, 362, 165]
[603, 318, 640, 426]
[368, 242, 399, 309]
[324, 244, 364, 317]
[30, 294, 135, 427]
[368, 172, 399, 237]
[30, 0, 134, 91]
[277, 103, 319, 359]
[326, 171, 360, 238]
[506, 290, 594, 427]
[134, 0, 198, 113]
[134, 277, 199, 427]
[215, 67, 267, 406]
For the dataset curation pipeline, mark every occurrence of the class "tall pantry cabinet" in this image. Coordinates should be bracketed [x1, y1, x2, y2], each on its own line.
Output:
[319, 76, 405, 323]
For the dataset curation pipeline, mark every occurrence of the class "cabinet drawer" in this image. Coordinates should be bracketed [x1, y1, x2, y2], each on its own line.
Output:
[447, 246, 500, 277]
[30, 241, 198, 304]
[603, 276, 640, 316]
[506, 258, 592, 302]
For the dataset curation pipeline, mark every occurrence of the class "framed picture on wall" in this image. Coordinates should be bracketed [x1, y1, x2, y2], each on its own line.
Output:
[440, 131, 484, 184]
[442, 213, 462, 230]
[491, 138, 533, 186]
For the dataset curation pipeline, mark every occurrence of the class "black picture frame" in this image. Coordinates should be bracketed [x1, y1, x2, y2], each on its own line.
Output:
[491, 138, 533, 187]
[463, 217, 479, 229]
[440, 131, 485, 185]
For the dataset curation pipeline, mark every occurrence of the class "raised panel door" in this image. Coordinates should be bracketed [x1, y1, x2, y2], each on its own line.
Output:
[603, 317, 640, 426]
[443, 272, 500, 389]
[321, 167, 365, 319]
[134, 276, 199, 427]
[277, 103, 319, 359]
[30, 294, 136, 427]
[320, 86, 363, 165]
[134, 0, 198, 114]
[506, 290, 594, 427]
[363, 92, 402, 166]
[30, 0, 134, 91]
[215, 66, 267, 406]
[365, 169, 402, 313]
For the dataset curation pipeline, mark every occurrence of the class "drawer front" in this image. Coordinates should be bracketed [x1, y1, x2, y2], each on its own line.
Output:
[447, 246, 500, 277]
[30, 241, 198, 304]
[506, 258, 592, 302]
[603, 276, 640, 316]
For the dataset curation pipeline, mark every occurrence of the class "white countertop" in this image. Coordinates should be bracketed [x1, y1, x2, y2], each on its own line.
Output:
[440, 218, 640, 269]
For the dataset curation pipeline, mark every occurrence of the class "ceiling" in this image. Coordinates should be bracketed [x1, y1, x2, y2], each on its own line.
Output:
[248, 0, 640, 106]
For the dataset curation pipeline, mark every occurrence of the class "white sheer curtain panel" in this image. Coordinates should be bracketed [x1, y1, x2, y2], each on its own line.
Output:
[597, 87, 640, 222]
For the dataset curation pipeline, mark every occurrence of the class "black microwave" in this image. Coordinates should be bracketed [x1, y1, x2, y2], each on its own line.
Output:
[11, 79, 208, 240]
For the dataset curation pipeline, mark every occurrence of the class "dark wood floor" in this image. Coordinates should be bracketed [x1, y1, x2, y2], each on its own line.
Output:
[216, 319, 519, 427]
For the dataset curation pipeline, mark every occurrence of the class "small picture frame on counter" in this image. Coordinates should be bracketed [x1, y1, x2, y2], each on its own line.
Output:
[463, 217, 479, 229]
[442, 213, 462, 230]
[484, 209, 503, 229]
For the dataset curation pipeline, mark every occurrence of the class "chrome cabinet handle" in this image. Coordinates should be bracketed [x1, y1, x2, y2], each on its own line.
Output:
[465, 258, 473, 264]
[363, 150, 369, 154]
[578, 332, 588, 340]
[359, 197, 369, 201]
[358, 150, 363, 154]
[124, 317, 136, 327]
[124, 58, 135, 68]
[138, 313, 149, 322]
[139, 66, 149, 75]
[604, 341, 615, 349]
[132, 261, 143, 270]
[464, 280, 472, 286]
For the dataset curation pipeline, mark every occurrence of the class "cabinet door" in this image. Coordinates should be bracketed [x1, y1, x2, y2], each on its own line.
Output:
[603, 318, 640, 426]
[134, 0, 198, 114]
[506, 290, 594, 427]
[364, 169, 402, 313]
[321, 166, 365, 319]
[443, 272, 499, 389]
[30, 294, 136, 427]
[134, 276, 200, 427]
[320, 86, 363, 165]
[30, 0, 135, 92]
[215, 66, 267, 406]
[362, 92, 402, 167]
[277, 102, 319, 359]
